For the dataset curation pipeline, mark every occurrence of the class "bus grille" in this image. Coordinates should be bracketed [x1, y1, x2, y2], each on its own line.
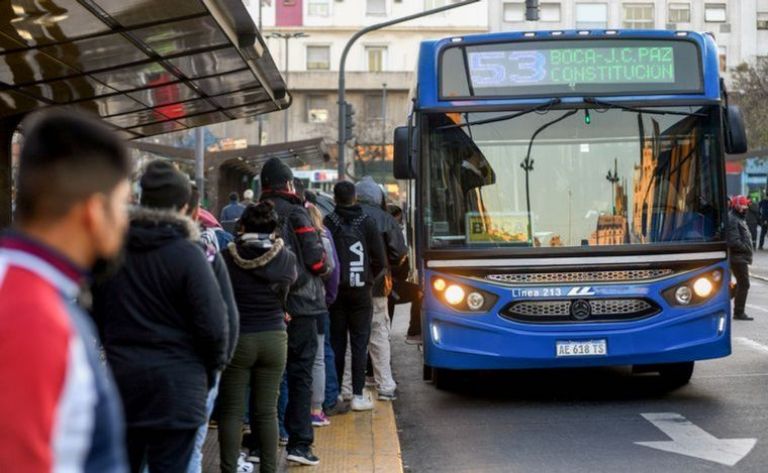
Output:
[501, 298, 658, 323]
[486, 269, 673, 285]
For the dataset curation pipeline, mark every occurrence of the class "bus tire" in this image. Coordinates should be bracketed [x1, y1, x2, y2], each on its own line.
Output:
[658, 361, 695, 388]
[431, 367, 455, 391]
[423, 363, 432, 381]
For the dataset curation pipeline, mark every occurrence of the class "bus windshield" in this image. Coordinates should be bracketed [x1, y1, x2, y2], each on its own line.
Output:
[425, 105, 724, 249]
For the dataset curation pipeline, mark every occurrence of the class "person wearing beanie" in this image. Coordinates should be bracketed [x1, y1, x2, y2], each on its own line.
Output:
[221, 191, 246, 223]
[258, 157, 330, 466]
[92, 159, 230, 473]
[242, 188, 255, 205]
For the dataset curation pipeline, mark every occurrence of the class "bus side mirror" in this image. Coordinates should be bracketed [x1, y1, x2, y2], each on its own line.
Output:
[394, 126, 416, 179]
[725, 105, 748, 155]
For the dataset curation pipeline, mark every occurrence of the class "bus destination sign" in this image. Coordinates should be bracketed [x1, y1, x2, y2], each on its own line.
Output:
[468, 46, 675, 88]
[441, 39, 703, 98]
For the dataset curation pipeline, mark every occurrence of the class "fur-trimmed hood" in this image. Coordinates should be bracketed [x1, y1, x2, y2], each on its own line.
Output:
[128, 206, 200, 251]
[227, 234, 285, 270]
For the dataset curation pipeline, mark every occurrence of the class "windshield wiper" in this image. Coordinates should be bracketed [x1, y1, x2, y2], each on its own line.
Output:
[583, 97, 707, 117]
[436, 98, 562, 130]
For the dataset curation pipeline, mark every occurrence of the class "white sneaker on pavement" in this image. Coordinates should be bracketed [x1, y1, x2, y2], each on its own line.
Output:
[351, 393, 374, 411]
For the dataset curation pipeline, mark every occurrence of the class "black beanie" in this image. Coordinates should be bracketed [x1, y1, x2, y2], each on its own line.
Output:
[140, 160, 191, 210]
[260, 157, 293, 189]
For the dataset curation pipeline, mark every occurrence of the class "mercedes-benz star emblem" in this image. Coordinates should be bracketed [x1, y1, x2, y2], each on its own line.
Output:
[570, 299, 592, 321]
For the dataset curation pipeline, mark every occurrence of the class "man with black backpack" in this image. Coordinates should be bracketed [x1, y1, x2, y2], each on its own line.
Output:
[259, 158, 329, 466]
[325, 182, 387, 411]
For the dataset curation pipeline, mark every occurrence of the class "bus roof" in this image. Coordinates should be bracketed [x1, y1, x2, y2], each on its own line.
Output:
[416, 30, 720, 111]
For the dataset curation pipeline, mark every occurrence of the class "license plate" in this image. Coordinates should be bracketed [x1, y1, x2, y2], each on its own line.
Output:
[556, 340, 607, 357]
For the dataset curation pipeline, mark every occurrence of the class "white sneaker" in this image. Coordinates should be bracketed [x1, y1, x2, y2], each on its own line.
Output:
[351, 394, 374, 411]
[237, 452, 254, 473]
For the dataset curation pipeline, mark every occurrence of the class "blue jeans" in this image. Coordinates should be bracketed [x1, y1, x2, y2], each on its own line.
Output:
[277, 371, 288, 439]
[322, 313, 339, 409]
[188, 372, 221, 473]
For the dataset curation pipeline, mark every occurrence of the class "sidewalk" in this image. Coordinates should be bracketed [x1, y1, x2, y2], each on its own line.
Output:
[750, 249, 768, 282]
[202, 397, 403, 472]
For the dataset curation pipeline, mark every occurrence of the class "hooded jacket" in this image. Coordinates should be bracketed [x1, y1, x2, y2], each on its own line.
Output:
[728, 209, 753, 265]
[260, 190, 329, 316]
[355, 177, 408, 295]
[223, 234, 298, 333]
[92, 207, 229, 430]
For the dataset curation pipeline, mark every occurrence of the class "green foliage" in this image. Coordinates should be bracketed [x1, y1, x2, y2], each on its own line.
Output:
[732, 58, 768, 149]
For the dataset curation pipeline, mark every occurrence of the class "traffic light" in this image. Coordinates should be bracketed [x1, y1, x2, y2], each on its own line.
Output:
[343, 102, 356, 143]
[525, 0, 539, 21]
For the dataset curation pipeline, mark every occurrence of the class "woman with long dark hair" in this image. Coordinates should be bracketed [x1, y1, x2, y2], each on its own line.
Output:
[217, 202, 298, 473]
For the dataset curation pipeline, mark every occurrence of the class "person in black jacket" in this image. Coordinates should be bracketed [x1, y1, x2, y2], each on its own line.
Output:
[354, 176, 407, 400]
[217, 202, 297, 473]
[325, 181, 387, 412]
[746, 199, 760, 249]
[185, 184, 240, 473]
[258, 157, 329, 466]
[728, 195, 754, 321]
[92, 161, 229, 473]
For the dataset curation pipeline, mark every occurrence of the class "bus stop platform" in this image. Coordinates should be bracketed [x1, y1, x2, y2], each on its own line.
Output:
[202, 398, 403, 472]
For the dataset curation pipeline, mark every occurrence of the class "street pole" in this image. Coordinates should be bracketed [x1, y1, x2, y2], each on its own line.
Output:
[283, 36, 289, 142]
[606, 158, 619, 215]
[269, 32, 308, 143]
[195, 126, 205, 200]
[381, 82, 387, 161]
[336, 0, 480, 180]
[258, 0, 263, 146]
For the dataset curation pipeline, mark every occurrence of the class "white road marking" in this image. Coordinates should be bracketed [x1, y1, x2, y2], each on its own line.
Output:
[636, 413, 757, 466]
[745, 304, 768, 314]
[734, 336, 768, 355]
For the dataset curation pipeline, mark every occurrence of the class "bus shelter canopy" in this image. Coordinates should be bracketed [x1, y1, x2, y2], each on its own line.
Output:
[0, 0, 289, 137]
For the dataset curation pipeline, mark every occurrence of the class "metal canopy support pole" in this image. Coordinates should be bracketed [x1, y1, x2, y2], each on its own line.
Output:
[195, 126, 205, 202]
[0, 116, 21, 228]
[381, 82, 387, 161]
[336, 0, 480, 181]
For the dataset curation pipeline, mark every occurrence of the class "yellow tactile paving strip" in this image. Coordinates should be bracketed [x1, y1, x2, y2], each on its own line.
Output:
[311, 399, 403, 472]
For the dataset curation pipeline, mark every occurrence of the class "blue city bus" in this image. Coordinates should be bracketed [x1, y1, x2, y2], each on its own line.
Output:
[393, 29, 748, 388]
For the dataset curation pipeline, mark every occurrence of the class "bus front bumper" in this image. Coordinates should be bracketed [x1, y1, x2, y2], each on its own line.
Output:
[423, 303, 731, 370]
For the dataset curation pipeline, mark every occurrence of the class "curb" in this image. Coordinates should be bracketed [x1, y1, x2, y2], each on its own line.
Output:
[750, 272, 768, 283]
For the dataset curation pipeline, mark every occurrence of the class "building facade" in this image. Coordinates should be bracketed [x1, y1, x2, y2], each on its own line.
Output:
[490, 0, 768, 81]
[235, 0, 488, 184]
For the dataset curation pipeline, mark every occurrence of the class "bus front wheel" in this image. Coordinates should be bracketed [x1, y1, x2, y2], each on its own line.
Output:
[658, 361, 695, 388]
[431, 367, 456, 390]
[423, 363, 432, 381]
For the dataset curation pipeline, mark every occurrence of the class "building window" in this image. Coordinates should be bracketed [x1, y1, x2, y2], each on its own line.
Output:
[623, 3, 654, 29]
[367, 0, 386, 15]
[306, 95, 329, 123]
[365, 94, 384, 120]
[575, 3, 607, 29]
[705, 3, 726, 23]
[366, 46, 387, 72]
[540, 3, 561, 22]
[759, 12, 768, 30]
[306, 45, 330, 70]
[704, 3, 727, 23]
[668, 3, 690, 23]
[503, 2, 525, 22]
[425, 0, 462, 8]
[308, 0, 330, 16]
[718, 46, 727, 72]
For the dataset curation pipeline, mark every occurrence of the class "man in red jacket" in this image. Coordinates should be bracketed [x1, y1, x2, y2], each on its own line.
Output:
[0, 111, 132, 472]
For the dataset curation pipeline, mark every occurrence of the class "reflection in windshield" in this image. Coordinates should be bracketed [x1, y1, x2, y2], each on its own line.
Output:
[426, 106, 723, 249]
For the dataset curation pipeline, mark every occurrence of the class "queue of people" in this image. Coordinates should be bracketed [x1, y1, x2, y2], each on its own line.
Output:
[0, 110, 420, 473]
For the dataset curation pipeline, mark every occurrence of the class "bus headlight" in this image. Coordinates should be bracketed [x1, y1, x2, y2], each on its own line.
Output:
[693, 277, 714, 298]
[444, 285, 466, 306]
[675, 286, 693, 305]
[466, 292, 485, 310]
[430, 276, 498, 312]
[663, 270, 724, 306]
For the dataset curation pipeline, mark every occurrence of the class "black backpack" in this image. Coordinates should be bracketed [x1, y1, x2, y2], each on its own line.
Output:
[326, 212, 370, 289]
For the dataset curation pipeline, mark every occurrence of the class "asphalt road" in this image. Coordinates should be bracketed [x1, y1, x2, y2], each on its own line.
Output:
[391, 277, 768, 473]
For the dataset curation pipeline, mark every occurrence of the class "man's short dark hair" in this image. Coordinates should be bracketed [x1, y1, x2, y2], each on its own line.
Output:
[16, 110, 130, 223]
[333, 181, 356, 207]
[229, 191, 238, 201]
